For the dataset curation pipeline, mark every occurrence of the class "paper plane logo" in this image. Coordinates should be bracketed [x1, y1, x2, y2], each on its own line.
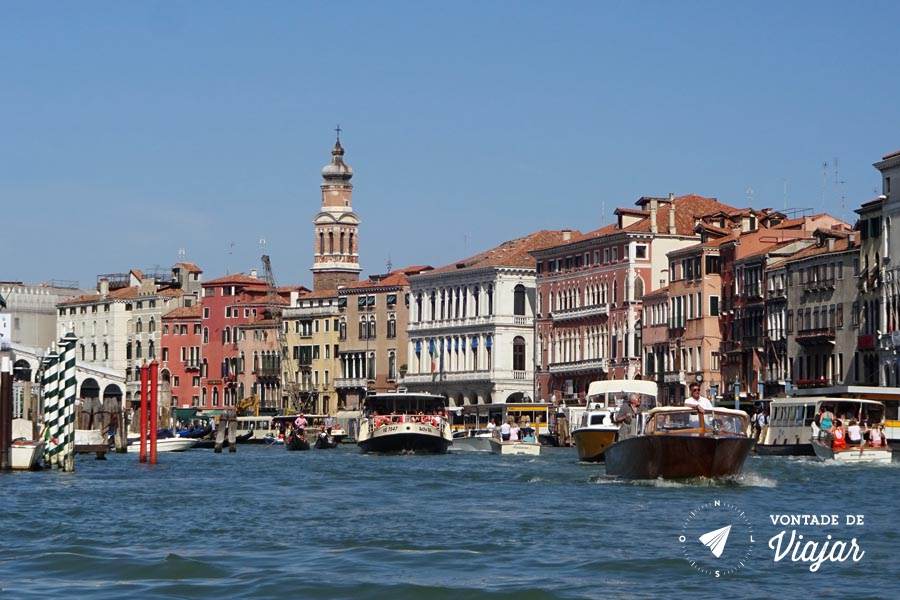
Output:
[679, 500, 754, 577]
[699, 525, 731, 558]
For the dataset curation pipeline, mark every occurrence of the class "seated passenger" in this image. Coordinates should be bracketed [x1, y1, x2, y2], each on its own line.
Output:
[869, 425, 884, 447]
[831, 420, 847, 450]
[846, 420, 862, 445]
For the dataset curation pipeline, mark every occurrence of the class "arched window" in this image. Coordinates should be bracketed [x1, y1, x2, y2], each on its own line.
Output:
[339, 319, 347, 341]
[513, 284, 526, 316]
[148, 341, 155, 359]
[367, 352, 376, 380]
[212, 387, 219, 407]
[388, 351, 397, 380]
[512, 336, 526, 371]
[319, 232, 325, 255]
[387, 315, 397, 338]
[203, 327, 209, 344]
[136, 318, 143, 334]
[328, 231, 334, 254]
[135, 341, 142, 359]
[473, 286, 480, 316]
[487, 285, 494, 315]
[340, 231, 345, 254]
[430, 292, 437, 321]
[349, 233, 354, 254]
[416, 294, 424, 323]
[149, 318, 156, 333]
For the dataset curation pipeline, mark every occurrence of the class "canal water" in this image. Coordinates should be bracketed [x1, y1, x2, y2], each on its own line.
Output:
[1, 446, 896, 599]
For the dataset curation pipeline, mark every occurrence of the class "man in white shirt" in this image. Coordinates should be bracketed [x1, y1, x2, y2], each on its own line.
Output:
[500, 421, 511, 441]
[684, 384, 713, 412]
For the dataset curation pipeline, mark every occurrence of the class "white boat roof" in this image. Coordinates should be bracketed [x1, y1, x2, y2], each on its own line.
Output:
[803, 396, 886, 407]
[766, 398, 819, 406]
[587, 379, 659, 397]
[648, 405, 748, 418]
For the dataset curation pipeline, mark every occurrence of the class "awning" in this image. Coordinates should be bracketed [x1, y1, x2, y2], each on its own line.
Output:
[358, 296, 367, 307]
[338, 297, 347, 307]
[386, 293, 397, 304]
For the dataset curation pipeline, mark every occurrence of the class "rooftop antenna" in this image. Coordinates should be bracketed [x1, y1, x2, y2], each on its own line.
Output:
[821, 160, 829, 205]
[178, 247, 186, 262]
[833, 157, 847, 221]
[259, 238, 267, 252]
[746, 187, 754, 206]
[782, 179, 788, 212]
[386, 256, 393, 272]
[227, 241, 235, 275]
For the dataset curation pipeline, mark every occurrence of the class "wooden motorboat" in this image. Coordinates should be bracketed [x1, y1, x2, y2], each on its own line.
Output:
[604, 406, 755, 479]
[285, 430, 311, 451]
[488, 437, 541, 456]
[811, 438, 892, 463]
[358, 391, 452, 454]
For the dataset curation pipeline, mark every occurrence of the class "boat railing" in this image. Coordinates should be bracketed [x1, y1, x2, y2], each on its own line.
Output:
[367, 413, 448, 429]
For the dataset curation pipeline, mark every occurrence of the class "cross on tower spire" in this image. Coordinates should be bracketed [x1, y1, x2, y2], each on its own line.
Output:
[335, 123, 342, 142]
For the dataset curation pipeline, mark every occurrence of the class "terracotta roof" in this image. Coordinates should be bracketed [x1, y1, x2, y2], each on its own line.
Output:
[784, 237, 858, 263]
[158, 288, 184, 297]
[58, 284, 142, 305]
[131, 269, 144, 280]
[883, 149, 900, 160]
[301, 289, 340, 300]
[643, 286, 669, 298]
[164, 305, 203, 319]
[427, 230, 572, 275]
[621, 194, 739, 236]
[58, 293, 101, 305]
[203, 273, 267, 286]
[174, 262, 203, 273]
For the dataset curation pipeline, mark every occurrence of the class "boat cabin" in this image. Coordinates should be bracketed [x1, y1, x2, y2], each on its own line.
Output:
[636, 406, 749, 437]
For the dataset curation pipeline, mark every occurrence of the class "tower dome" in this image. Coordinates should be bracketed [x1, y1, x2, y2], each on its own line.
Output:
[321, 139, 353, 182]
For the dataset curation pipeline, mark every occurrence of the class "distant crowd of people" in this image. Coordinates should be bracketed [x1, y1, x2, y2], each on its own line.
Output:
[816, 405, 886, 449]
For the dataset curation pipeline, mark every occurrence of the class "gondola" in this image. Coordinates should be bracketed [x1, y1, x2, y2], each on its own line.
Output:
[314, 431, 338, 449]
[286, 430, 311, 451]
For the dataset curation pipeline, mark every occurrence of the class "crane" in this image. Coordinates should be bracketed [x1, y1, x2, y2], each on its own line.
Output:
[261, 255, 307, 413]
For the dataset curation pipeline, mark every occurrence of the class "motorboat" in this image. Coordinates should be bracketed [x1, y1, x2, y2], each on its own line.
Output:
[573, 380, 658, 462]
[755, 398, 816, 456]
[358, 391, 452, 454]
[488, 429, 541, 456]
[127, 430, 198, 453]
[10, 439, 44, 470]
[452, 428, 494, 452]
[810, 398, 892, 464]
[604, 405, 756, 479]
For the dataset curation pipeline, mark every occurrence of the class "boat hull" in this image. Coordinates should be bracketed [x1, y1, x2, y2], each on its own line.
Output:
[314, 435, 338, 449]
[604, 435, 756, 479]
[811, 440, 892, 464]
[572, 428, 618, 462]
[358, 422, 451, 454]
[10, 440, 44, 470]
[489, 438, 541, 456]
[452, 435, 493, 452]
[755, 442, 814, 456]
[128, 437, 197, 452]
[286, 433, 311, 451]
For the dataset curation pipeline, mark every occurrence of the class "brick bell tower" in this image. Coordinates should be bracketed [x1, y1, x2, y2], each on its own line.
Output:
[312, 130, 362, 290]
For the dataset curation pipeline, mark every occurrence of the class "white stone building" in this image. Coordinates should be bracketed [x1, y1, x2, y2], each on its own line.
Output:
[403, 231, 569, 406]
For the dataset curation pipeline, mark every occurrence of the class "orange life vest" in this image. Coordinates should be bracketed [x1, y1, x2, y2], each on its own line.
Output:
[832, 427, 846, 449]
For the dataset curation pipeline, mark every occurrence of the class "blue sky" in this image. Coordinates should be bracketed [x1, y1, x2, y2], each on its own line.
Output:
[3, 1, 898, 290]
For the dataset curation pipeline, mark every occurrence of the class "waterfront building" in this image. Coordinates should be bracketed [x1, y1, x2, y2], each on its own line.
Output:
[283, 289, 342, 415]
[854, 197, 884, 385]
[641, 285, 669, 402]
[531, 194, 742, 405]
[198, 273, 274, 411]
[161, 304, 202, 409]
[404, 230, 569, 406]
[718, 214, 847, 406]
[335, 266, 430, 409]
[874, 150, 900, 384]
[57, 264, 200, 404]
[0, 281, 87, 353]
[779, 230, 859, 393]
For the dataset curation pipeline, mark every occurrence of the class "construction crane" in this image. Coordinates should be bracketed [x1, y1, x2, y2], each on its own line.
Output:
[261, 255, 307, 413]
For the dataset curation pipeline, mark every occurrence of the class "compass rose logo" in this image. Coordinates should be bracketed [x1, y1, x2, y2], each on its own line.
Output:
[679, 500, 755, 577]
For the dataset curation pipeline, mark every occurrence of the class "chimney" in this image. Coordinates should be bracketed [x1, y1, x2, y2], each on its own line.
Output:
[827, 238, 835, 252]
[649, 198, 659, 234]
[668, 193, 677, 234]
[848, 231, 856, 244]
[562, 229, 573, 241]
[250, 269, 258, 279]
[99, 278, 109, 298]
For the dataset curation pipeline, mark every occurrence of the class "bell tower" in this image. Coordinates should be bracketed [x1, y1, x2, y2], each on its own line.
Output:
[312, 130, 362, 290]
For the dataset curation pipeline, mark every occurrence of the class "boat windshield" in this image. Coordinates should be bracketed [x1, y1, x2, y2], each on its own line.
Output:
[589, 391, 657, 411]
[649, 409, 745, 435]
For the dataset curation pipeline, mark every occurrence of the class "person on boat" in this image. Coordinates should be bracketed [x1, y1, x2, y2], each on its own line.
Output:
[831, 420, 847, 450]
[486, 418, 496, 433]
[509, 420, 521, 442]
[500, 420, 511, 441]
[817, 406, 835, 440]
[846, 419, 862, 445]
[684, 384, 712, 412]
[324, 414, 335, 435]
[615, 394, 641, 440]
[868, 424, 885, 447]
[294, 413, 308, 436]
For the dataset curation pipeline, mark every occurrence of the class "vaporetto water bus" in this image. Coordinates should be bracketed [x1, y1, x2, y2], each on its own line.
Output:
[756, 397, 817, 456]
[357, 391, 453, 454]
[573, 379, 657, 462]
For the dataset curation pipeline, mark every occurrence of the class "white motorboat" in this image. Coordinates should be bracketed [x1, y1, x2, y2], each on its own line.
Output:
[358, 391, 452, 454]
[128, 436, 197, 453]
[488, 437, 541, 456]
[573, 380, 657, 462]
[810, 398, 892, 464]
[10, 439, 44, 470]
[452, 429, 494, 452]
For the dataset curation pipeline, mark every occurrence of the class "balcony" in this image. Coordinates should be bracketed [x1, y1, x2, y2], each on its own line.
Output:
[760, 368, 786, 384]
[184, 360, 201, 371]
[740, 336, 765, 351]
[550, 303, 609, 323]
[803, 277, 835, 293]
[334, 377, 368, 389]
[767, 287, 786, 299]
[795, 377, 832, 389]
[722, 340, 742, 354]
[548, 358, 608, 375]
[255, 366, 281, 378]
[795, 327, 836, 346]
[663, 370, 686, 384]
